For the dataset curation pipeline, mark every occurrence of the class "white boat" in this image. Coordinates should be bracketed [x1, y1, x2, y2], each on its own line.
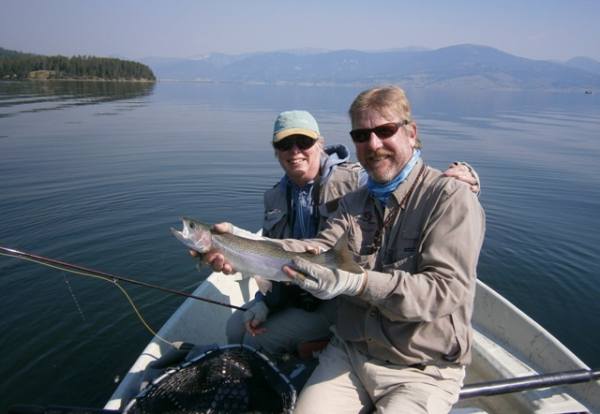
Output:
[106, 273, 600, 413]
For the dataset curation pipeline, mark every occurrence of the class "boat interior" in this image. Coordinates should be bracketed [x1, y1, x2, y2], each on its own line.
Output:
[106, 274, 600, 413]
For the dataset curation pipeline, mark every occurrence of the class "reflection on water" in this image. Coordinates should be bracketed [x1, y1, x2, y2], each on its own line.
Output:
[0, 80, 155, 118]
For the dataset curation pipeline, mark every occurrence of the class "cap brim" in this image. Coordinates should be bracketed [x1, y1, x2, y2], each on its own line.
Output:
[273, 128, 319, 142]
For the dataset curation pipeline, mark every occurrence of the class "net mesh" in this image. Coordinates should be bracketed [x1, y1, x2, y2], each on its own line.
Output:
[125, 345, 296, 414]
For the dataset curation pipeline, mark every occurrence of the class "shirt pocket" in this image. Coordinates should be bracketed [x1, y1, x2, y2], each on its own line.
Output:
[382, 229, 419, 272]
[346, 220, 377, 267]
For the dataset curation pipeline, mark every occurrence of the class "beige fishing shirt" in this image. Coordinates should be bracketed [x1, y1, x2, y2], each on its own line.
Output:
[280, 158, 486, 366]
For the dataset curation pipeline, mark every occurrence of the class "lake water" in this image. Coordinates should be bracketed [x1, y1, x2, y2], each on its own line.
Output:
[0, 80, 599, 411]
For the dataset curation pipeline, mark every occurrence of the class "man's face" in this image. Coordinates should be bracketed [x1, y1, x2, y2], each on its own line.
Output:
[275, 135, 321, 186]
[352, 110, 417, 183]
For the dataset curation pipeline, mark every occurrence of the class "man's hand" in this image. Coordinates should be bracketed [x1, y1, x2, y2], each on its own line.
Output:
[444, 161, 480, 194]
[243, 301, 269, 336]
[284, 257, 366, 300]
[188, 222, 236, 274]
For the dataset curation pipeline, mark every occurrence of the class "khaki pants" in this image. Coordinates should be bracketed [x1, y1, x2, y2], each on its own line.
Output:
[295, 334, 465, 414]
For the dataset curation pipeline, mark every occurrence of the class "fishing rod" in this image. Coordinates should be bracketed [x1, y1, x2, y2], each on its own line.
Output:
[0, 246, 246, 312]
[459, 368, 600, 399]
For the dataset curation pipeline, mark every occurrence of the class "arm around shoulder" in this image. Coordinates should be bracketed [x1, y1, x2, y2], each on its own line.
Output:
[444, 161, 481, 196]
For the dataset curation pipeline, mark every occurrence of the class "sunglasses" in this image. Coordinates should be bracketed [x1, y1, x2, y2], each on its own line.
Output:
[273, 135, 317, 151]
[349, 120, 410, 143]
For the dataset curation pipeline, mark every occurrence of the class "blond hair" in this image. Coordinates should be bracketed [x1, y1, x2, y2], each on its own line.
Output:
[349, 85, 421, 149]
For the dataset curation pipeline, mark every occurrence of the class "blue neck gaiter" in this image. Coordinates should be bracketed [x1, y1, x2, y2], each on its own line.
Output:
[367, 149, 421, 206]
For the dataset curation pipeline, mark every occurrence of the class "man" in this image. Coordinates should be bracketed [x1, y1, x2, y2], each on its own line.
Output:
[206, 88, 483, 411]
[218, 109, 480, 364]
[280, 86, 486, 413]
[227, 110, 363, 358]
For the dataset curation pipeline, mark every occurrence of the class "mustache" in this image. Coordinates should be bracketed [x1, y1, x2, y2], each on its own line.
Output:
[366, 149, 394, 159]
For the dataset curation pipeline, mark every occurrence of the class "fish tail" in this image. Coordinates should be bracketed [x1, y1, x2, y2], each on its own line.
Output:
[329, 233, 363, 274]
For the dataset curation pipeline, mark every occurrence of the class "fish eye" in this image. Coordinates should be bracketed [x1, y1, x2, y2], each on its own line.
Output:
[189, 222, 195, 229]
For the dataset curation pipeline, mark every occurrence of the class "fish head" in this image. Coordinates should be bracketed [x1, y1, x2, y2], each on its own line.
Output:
[171, 217, 213, 253]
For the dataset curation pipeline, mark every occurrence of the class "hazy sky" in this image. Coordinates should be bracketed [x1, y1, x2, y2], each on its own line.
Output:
[2, 0, 599, 62]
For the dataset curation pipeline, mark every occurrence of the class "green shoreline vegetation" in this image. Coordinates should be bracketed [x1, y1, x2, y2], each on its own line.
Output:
[0, 47, 155, 81]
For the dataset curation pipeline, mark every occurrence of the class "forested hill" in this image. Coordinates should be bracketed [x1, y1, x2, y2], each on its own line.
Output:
[0, 47, 155, 81]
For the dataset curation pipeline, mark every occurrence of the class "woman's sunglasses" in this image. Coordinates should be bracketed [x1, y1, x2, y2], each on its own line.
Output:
[349, 120, 409, 143]
[273, 135, 317, 151]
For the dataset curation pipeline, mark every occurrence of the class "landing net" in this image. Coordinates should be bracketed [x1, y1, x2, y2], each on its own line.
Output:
[124, 344, 296, 414]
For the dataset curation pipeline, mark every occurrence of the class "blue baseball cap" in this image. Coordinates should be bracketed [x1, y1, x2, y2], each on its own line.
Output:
[273, 110, 320, 143]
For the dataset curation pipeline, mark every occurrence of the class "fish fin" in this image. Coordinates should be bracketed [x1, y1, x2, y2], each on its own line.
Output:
[330, 233, 363, 274]
[253, 276, 273, 294]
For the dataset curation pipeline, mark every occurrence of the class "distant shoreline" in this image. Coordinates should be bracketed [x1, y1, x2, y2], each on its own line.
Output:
[1, 77, 594, 93]
[0, 77, 156, 83]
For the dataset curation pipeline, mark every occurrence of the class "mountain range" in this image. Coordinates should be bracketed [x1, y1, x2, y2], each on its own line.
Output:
[142, 44, 600, 90]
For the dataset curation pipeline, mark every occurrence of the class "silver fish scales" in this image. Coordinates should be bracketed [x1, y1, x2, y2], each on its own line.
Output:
[171, 217, 362, 283]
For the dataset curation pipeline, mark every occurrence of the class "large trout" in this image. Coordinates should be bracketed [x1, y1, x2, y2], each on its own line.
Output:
[171, 217, 362, 284]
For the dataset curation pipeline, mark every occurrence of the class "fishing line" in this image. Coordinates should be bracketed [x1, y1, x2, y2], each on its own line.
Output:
[0, 246, 247, 348]
[65, 263, 176, 348]
[62, 272, 87, 322]
[108, 275, 175, 348]
[2, 247, 177, 348]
